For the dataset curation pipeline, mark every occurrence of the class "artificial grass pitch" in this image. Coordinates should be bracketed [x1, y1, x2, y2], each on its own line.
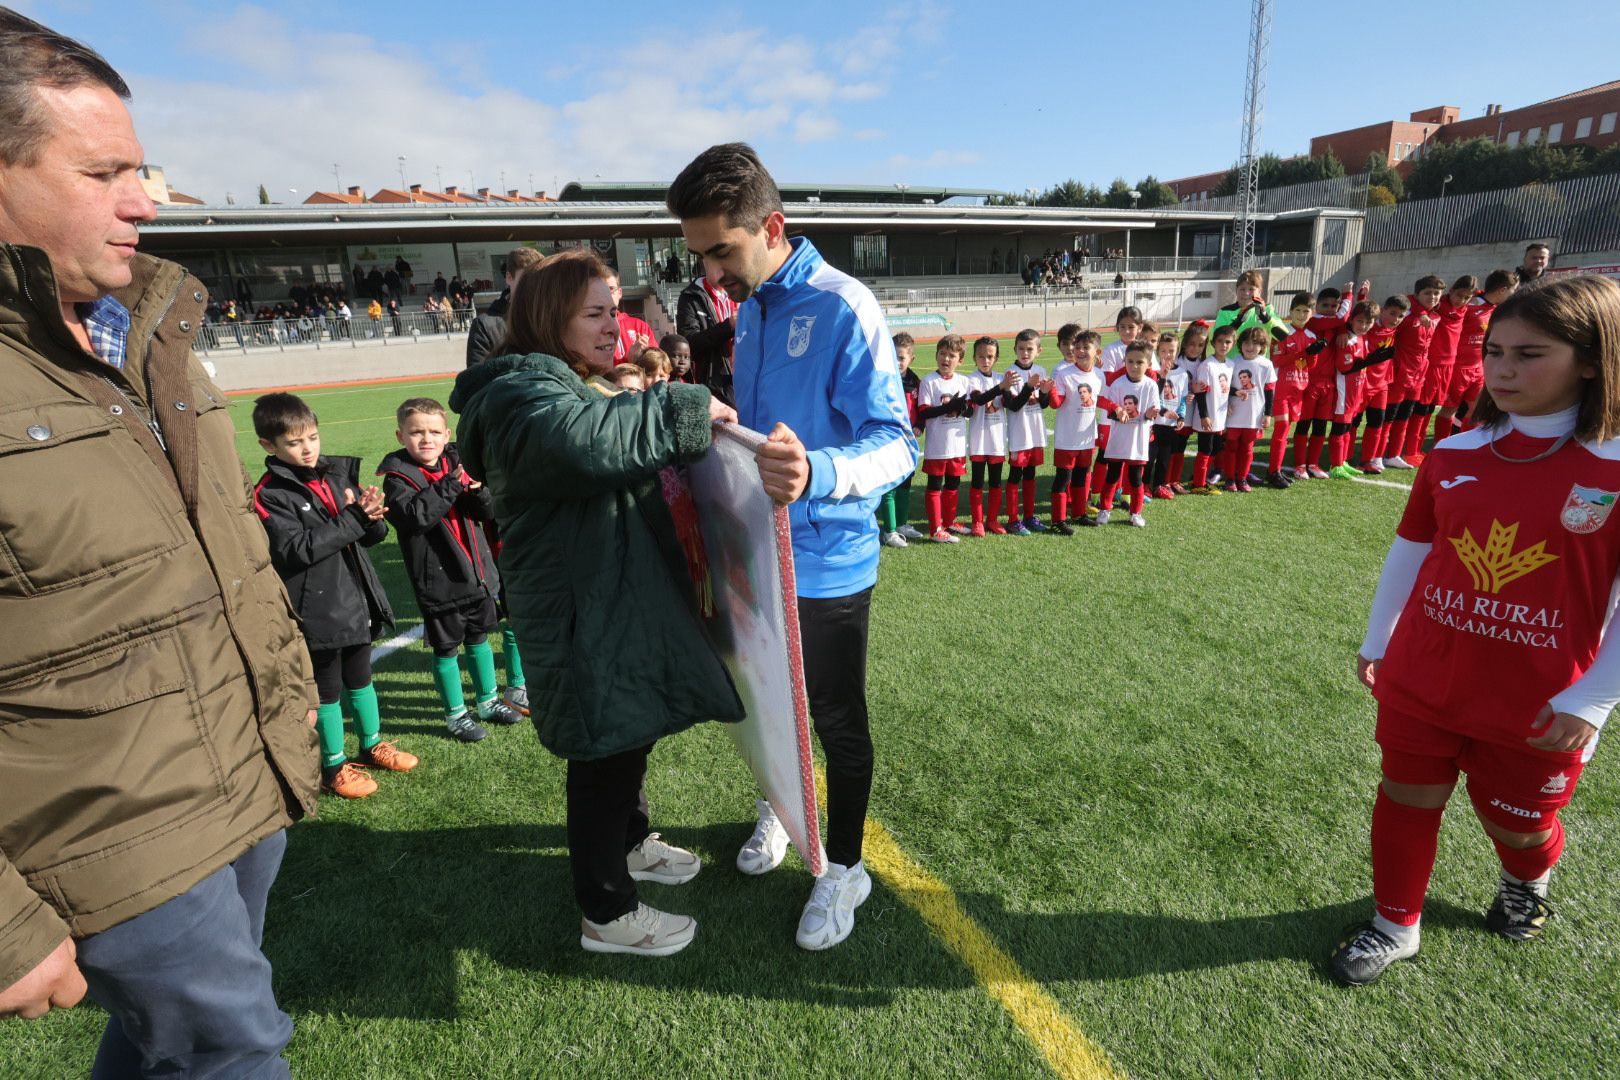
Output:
[3, 362, 1615, 1079]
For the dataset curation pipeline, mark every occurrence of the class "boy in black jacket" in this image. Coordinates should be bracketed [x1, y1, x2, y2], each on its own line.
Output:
[253, 393, 417, 798]
[379, 398, 522, 742]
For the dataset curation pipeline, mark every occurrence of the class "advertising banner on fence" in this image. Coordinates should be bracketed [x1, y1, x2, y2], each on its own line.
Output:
[685, 424, 823, 876]
[1548, 264, 1620, 280]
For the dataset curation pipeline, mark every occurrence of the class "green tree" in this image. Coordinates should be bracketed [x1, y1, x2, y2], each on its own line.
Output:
[1367, 184, 1397, 207]
[257, 183, 270, 205]
[1134, 175, 1180, 208]
[1364, 151, 1403, 201]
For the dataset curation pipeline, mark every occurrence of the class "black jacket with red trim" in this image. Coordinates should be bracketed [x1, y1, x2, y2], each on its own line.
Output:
[254, 455, 395, 651]
[377, 444, 499, 614]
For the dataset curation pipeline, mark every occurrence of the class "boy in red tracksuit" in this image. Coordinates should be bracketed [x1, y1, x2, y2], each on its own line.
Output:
[1384, 275, 1446, 469]
[1357, 296, 1409, 473]
[1440, 269, 1519, 436]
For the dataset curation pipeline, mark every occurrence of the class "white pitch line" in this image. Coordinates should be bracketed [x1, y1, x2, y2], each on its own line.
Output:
[1350, 475, 1414, 491]
[371, 624, 425, 663]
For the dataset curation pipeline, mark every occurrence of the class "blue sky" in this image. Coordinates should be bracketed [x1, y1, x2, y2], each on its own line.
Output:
[16, 0, 1620, 203]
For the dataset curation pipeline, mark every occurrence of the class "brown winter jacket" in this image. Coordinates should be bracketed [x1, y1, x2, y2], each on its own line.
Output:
[0, 245, 321, 992]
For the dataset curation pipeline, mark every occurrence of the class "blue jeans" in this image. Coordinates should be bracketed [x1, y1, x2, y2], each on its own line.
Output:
[75, 831, 293, 1079]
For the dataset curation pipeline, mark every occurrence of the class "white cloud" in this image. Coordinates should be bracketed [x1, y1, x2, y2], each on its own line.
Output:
[889, 149, 984, 169]
[120, 6, 915, 203]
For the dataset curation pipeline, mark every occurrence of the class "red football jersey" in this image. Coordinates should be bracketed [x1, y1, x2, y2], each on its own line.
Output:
[1425, 294, 1470, 367]
[1271, 326, 1321, 390]
[1377, 427, 1620, 747]
[1455, 296, 1496, 373]
[613, 312, 655, 362]
[1392, 299, 1440, 384]
[1362, 323, 1398, 394]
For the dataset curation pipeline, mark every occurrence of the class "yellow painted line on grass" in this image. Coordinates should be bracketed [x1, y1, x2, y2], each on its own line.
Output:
[816, 770, 1125, 1080]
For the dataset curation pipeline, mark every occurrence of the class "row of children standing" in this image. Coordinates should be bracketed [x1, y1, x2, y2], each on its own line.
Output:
[251, 393, 528, 799]
[878, 266, 1524, 542]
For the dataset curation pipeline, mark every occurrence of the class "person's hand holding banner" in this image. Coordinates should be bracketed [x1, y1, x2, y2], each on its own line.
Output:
[709, 396, 738, 426]
[756, 423, 811, 504]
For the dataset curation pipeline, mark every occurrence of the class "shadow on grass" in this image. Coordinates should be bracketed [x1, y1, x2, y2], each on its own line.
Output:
[265, 820, 978, 1020]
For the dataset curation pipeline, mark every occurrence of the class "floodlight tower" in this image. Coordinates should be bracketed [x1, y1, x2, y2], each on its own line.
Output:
[1232, 0, 1271, 271]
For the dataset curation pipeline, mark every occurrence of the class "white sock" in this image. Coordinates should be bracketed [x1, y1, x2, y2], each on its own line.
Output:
[1373, 912, 1420, 946]
[1503, 869, 1551, 898]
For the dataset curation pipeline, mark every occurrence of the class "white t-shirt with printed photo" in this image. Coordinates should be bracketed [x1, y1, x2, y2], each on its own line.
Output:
[964, 369, 1008, 457]
[916, 371, 972, 459]
[1003, 363, 1048, 453]
[1225, 355, 1276, 431]
[1051, 361, 1105, 450]
[1192, 358, 1234, 433]
[1156, 369, 1190, 428]
[1102, 373, 1161, 461]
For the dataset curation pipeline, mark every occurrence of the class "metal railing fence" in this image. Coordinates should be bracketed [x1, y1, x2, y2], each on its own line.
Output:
[192, 308, 473, 354]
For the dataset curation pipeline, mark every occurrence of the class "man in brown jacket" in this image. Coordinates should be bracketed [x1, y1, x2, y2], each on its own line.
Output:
[0, 12, 320, 1076]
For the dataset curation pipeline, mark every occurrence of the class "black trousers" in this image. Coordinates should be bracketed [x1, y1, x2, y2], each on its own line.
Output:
[308, 644, 372, 705]
[799, 586, 875, 869]
[566, 742, 654, 924]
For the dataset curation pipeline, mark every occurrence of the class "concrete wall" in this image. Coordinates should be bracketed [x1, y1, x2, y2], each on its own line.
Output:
[1352, 237, 1555, 303]
[205, 336, 466, 392]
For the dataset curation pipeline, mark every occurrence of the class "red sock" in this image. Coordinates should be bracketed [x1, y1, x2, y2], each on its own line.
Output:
[1269, 421, 1291, 474]
[1051, 490, 1067, 522]
[1493, 817, 1565, 883]
[924, 488, 943, 534]
[1100, 480, 1120, 508]
[1238, 433, 1257, 479]
[1384, 416, 1409, 458]
[1168, 452, 1185, 484]
[1360, 424, 1381, 463]
[1371, 789, 1445, 927]
[1022, 477, 1036, 520]
[1192, 455, 1211, 487]
[988, 485, 1003, 525]
[1329, 432, 1348, 469]
[1218, 444, 1235, 479]
[1074, 452, 1094, 508]
[1292, 431, 1309, 471]
[1091, 440, 1109, 488]
[970, 487, 984, 528]
[1404, 414, 1428, 458]
[1305, 434, 1325, 470]
[942, 487, 959, 528]
[1374, 420, 1395, 459]
[1128, 481, 1144, 514]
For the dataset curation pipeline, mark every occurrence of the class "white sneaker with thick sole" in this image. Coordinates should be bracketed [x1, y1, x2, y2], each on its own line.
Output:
[627, 833, 701, 885]
[580, 902, 696, 957]
[897, 524, 928, 541]
[1095, 509, 1111, 526]
[880, 530, 909, 549]
[736, 799, 789, 876]
[1129, 513, 1146, 528]
[1385, 455, 1414, 469]
[796, 860, 872, 951]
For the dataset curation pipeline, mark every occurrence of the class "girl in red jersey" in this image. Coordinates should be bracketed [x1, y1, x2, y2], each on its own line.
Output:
[1324, 302, 1393, 478]
[1439, 269, 1519, 437]
[1331, 274, 1620, 986]
[1355, 297, 1409, 474]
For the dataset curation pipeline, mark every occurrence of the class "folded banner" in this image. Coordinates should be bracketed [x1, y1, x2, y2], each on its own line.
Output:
[686, 422, 823, 876]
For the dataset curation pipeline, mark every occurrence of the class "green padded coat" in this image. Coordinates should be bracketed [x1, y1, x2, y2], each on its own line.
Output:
[450, 353, 744, 760]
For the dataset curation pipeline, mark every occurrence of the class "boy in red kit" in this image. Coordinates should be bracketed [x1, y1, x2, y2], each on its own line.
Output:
[1270, 293, 1329, 488]
[1331, 275, 1620, 986]
[1441, 270, 1518, 436]
[1325, 302, 1391, 478]
[1408, 275, 1478, 452]
[1095, 341, 1161, 526]
[1049, 327, 1106, 531]
[915, 334, 973, 542]
[1357, 296, 1409, 473]
[1383, 275, 1447, 469]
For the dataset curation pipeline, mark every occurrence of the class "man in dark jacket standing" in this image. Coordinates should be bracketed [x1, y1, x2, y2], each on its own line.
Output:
[465, 246, 545, 366]
[676, 273, 737, 402]
[0, 12, 320, 1075]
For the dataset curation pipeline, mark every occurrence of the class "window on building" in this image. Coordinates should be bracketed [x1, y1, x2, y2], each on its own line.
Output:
[1526, 126, 1541, 145]
[1601, 112, 1618, 135]
[1506, 130, 1521, 147]
[852, 233, 887, 275]
[1576, 116, 1593, 139]
[1322, 218, 1347, 256]
[1548, 122, 1563, 144]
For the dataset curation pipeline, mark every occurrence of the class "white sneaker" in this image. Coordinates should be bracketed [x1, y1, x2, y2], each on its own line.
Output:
[1308, 466, 1331, 480]
[1095, 509, 1111, 525]
[580, 902, 696, 957]
[626, 833, 701, 885]
[795, 860, 872, 951]
[898, 524, 927, 541]
[1129, 513, 1146, 528]
[1368, 457, 1384, 471]
[880, 530, 908, 549]
[736, 799, 789, 876]
[1385, 455, 1414, 469]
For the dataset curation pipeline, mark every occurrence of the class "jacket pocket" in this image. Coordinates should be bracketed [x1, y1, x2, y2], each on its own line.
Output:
[0, 628, 230, 871]
[0, 401, 189, 596]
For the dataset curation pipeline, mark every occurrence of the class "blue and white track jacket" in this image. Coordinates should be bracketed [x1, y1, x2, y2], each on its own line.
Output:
[734, 237, 918, 598]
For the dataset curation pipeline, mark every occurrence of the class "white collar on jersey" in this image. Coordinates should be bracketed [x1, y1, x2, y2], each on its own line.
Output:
[1508, 405, 1579, 438]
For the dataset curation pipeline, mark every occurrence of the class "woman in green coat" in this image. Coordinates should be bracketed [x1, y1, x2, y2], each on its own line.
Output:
[449, 250, 744, 957]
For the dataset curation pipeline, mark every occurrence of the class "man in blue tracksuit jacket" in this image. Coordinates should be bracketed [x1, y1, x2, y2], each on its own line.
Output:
[668, 143, 917, 951]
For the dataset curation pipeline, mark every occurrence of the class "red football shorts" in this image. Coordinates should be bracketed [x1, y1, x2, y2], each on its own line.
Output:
[1272, 380, 1307, 420]
[1301, 381, 1336, 422]
[1376, 704, 1587, 828]
[1361, 386, 1390, 413]
[1446, 366, 1484, 409]
[1052, 448, 1093, 469]
[921, 456, 967, 477]
[1333, 380, 1365, 424]
[1009, 448, 1045, 468]
[1420, 362, 1455, 405]
[1393, 359, 1428, 401]
[969, 454, 1006, 465]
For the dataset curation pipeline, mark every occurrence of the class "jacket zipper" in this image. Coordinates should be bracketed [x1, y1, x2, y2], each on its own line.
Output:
[136, 278, 185, 453]
[99, 373, 167, 451]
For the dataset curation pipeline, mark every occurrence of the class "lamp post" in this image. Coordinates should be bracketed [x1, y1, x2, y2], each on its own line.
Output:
[1440, 172, 1454, 199]
[894, 182, 909, 203]
[397, 156, 408, 201]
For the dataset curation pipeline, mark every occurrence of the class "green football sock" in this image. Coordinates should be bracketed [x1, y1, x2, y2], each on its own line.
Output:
[895, 477, 913, 528]
[315, 702, 346, 768]
[877, 489, 898, 533]
[344, 683, 382, 752]
[501, 626, 526, 688]
[432, 654, 466, 718]
[467, 639, 499, 704]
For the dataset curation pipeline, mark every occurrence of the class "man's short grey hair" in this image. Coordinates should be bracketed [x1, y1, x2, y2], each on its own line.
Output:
[0, 9, 129, 167]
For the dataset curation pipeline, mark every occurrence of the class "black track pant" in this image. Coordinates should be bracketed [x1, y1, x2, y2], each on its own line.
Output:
[799, 586, 875, 869]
